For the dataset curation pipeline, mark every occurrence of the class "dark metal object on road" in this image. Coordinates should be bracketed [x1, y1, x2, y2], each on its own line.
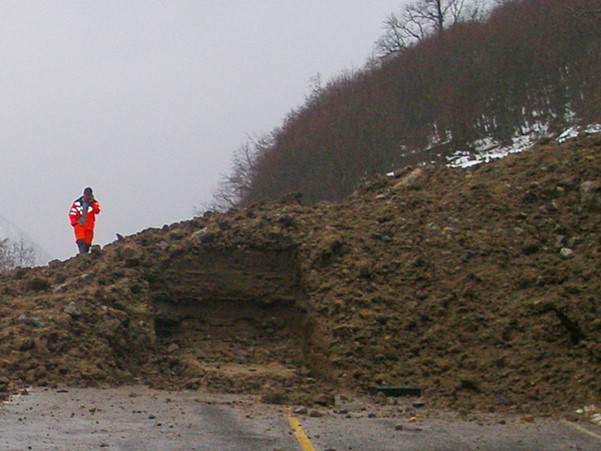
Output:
[368, 385, 422, 397]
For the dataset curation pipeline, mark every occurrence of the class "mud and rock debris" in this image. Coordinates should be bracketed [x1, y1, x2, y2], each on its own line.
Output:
[0, 134, 599, 416]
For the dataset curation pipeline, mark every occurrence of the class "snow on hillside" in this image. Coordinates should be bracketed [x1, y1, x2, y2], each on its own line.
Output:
[446, 124, 601, 168]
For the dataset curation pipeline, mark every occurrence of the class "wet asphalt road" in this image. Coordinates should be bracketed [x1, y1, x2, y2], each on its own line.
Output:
[1, 387, 600, 450]
[0, 387, 292, 450]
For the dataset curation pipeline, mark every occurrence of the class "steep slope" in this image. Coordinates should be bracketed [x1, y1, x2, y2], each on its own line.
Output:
[0, 134, 599, 417]
[240, 0, 601, 206]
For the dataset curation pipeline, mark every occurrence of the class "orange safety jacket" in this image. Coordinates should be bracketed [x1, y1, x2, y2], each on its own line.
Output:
[69, 197, 101, 244]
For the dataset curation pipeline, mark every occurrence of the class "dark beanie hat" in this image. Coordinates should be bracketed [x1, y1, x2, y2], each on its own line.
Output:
[83, 187, 93, 195]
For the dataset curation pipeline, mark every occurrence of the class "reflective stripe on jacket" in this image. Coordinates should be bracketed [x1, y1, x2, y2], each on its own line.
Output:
[69, 197, 101, 230]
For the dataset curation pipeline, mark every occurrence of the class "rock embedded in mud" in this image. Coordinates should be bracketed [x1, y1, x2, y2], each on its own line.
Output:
[190, 227, 217, 244]
[314, 393, 335, 407]
[17, 314, 46, 328]
[560, 248, 575, 259]
[391, 167, 429, 191]
[63, 301, 82, 318]
[17, 338, 35, 352]
[260, 388, 287, 405]
[580, 180, 601, 209]
[118, 244, 144, 267]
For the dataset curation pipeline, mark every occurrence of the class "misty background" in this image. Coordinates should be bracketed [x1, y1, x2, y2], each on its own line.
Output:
[0, 0, 403, 261]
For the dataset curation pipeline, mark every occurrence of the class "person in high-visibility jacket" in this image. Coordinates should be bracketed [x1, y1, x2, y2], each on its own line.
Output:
[69, 187, 101, 254]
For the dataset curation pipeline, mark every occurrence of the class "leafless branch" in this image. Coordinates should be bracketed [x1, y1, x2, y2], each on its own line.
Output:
[375, 0, 494, 57]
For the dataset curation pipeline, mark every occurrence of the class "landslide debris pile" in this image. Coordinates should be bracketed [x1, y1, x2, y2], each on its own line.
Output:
[0, 134, 599, 415]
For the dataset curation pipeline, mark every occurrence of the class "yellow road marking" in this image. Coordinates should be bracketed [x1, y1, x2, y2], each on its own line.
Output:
[288, 416, 317, 451]
[563, 420, 601, 442]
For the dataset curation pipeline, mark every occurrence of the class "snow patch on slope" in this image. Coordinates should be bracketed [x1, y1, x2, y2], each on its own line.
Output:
[446, 123, 601, 169]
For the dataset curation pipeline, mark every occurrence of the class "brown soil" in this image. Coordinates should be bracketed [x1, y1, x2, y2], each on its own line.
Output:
[1, 134, 599, 417]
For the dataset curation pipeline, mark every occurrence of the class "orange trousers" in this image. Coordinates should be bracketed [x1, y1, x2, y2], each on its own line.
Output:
[74, 224, 94, 245]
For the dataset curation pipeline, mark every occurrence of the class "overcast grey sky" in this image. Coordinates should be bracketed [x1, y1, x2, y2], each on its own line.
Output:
[0, 0, 404, 261]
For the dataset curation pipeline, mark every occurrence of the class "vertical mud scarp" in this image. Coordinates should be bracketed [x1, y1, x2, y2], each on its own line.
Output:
[147, 245, 333, 391]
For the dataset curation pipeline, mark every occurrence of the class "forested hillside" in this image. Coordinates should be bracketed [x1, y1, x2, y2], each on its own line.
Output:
[214, 0, 601, 207]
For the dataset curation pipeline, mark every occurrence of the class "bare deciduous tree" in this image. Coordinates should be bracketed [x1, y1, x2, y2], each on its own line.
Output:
[202, 133, 273, 212]
[376, 0, 491, 56]
[0, 237, 36, 272]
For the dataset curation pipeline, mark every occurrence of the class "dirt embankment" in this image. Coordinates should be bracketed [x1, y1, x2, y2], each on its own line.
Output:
[0, 134, 599, 416]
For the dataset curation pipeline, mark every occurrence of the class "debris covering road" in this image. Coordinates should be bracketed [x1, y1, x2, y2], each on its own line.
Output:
[0, 387, 294, 450]
[1, 387, 600, 450]
[0, 134, 599, 420]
